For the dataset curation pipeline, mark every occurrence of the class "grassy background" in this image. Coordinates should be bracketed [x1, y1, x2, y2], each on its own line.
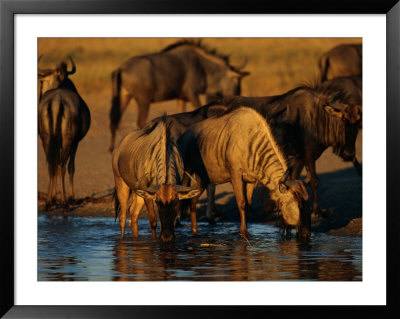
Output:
[38, 38, 362, 96]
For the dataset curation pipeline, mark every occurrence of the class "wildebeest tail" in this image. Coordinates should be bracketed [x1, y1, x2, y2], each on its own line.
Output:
[318, 54, 329, 83]
[46, 96, 64, 178]
[113, 188, 120, 221]
[110, 68, 122, 131]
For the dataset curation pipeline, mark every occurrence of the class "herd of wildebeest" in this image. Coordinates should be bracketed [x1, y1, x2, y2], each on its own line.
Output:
[38, 40, 362, 243]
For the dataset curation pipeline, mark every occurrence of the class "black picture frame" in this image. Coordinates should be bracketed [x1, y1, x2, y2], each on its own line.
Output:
[1, 0, 399, 318]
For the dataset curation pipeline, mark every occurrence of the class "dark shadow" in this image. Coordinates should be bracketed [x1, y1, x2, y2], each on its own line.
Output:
[193, 167, 361, 234]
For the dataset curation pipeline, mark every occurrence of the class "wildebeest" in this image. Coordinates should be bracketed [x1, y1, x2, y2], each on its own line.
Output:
[178, 107, 311, 239]
[112, 116, 202, 243]
[38, 57, 91, 210]
[108, 39, 250, 152]
[319, 44, 362, 82]
[213, 83, 362, 216]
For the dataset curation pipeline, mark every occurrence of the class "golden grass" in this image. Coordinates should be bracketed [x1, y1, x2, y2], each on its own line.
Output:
[38, 37, 361, 96]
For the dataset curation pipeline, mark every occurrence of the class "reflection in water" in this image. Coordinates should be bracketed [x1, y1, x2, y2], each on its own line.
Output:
[38, 216, 362, 281]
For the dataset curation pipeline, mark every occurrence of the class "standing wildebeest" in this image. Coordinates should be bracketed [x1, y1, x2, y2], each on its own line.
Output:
[214, 83, 362, 216]
[319, 44, 362, 82]
[179, 107, 311, 239]
[38, 57, 91, 210]
[112, 116, 201, 243]
[108, 39, 249, 151]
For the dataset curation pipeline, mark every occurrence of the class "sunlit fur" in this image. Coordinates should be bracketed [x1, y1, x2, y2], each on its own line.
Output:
[108, 39, 249, 151]
[112, 116, 200, 242]
[180, 107, 306, 234]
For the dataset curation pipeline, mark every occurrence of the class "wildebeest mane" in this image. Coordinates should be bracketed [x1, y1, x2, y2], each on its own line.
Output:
[161, 39, 231, 64]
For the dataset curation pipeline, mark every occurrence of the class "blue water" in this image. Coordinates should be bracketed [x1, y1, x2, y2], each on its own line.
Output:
[38, 215, 362, 281]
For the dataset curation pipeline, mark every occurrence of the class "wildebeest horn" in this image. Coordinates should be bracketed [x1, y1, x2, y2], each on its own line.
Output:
[184, 171, 197, 186]
[66, 56, 76, 75]
[278, 169, 291, 193]
[175, 185, 202, 200]
[134, 185, 160, 200]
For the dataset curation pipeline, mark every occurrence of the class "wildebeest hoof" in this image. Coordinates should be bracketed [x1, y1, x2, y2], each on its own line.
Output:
[208, 218, 216, 225]
[44, 203, 52, 211]
[240, 230, 250, 240]
[68, 197, 76, 205]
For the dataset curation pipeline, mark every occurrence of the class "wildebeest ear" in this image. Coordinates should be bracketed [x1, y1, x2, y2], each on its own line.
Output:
[134, 188, 157, 200]
[324, 105, 343, 119]
[343, 105, 362, 124]
[279, 182, 289, 194]
[206, 105, 227, 117]
[240, 71, 250, 77]
[177, 188, 202, 200]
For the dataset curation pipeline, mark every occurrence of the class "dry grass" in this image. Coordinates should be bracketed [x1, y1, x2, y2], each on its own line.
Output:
[38, 37, 361, 96]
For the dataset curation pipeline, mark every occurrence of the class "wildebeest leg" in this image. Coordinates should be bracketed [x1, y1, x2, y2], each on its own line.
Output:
[304, 158, 320, 216]
[177, 99, 186, 113]
[114, 176, 130, 238]
[137, 99, 151, 129]
[129, 194, 145, 238]
[58, 163, 69, 210]
[189, 196, 199, 235]
[45, 166, 56, 211]
[245, 183, 255, 213]
[67, 142, 78, 204]
[231, 172, 250, 239]
[109, 88, 131, 152]
[205, 184, 216, 224]
[144, 198, 157, 239]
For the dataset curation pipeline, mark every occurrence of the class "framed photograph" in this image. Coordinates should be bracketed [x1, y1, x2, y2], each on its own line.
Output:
[1, 0, 399, 318]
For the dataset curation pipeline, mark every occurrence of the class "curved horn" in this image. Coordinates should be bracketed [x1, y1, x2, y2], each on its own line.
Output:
[134, 185, 160, 200]
[184, 171, 198, 186]
[278, 169, 291, 193]
[66, 56, 76, 75]
[175, 185, 202, 200]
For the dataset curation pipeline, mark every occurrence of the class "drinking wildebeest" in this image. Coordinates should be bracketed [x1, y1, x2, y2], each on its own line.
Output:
[112, 116, 202, 243]
[178, 107, 311, 239]
[38, 57, 91, 210]
[213, 83, 362, 216]
[108, 39, 250, 151]
[319, 44, 362, 82]
[145, 103, 228, 223]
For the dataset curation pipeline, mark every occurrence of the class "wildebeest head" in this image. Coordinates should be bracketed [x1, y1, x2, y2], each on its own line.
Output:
[206, 57, 250, 98]
[277, 170, 311, 238]
[135, 182, 201, 243]
[323, 101, 362, 162]
[38, 56, 76, 100]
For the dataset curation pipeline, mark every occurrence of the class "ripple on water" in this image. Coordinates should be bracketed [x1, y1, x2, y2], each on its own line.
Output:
[38, 216, 362, 281]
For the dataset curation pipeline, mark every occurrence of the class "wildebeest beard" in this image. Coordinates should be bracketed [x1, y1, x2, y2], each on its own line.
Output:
[157, 199, 180, 243]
